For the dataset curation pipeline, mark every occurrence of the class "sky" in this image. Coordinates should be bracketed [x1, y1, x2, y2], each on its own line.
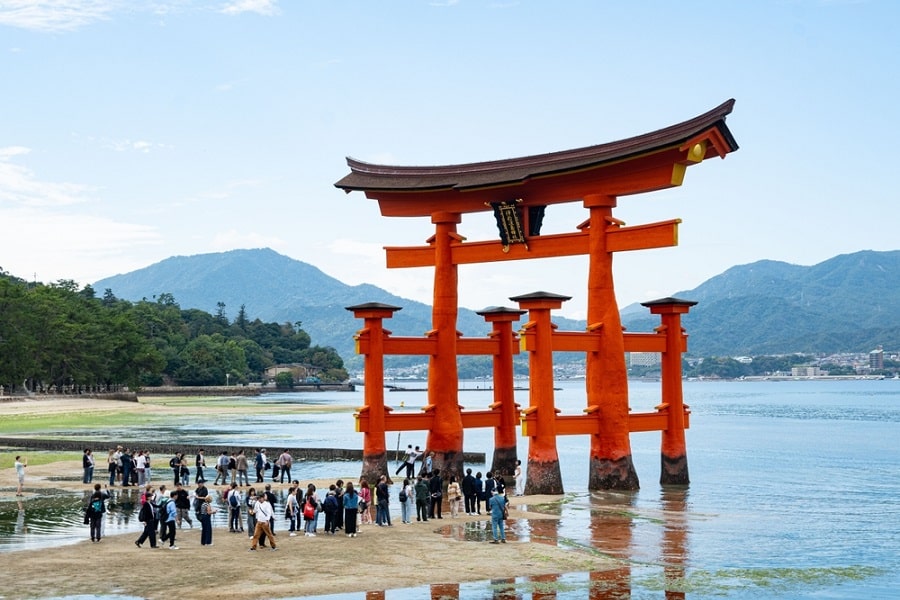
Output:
[1, 0, 898, 321]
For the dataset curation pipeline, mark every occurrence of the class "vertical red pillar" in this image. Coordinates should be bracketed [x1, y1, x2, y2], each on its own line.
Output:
[512, 291, 568, 495]
[426, 212, 465, 482]
[345, 302, 401, 483]
[642, 298, 696, 486]
[477, 306, 525, 477]
[583, 194, 639, 490]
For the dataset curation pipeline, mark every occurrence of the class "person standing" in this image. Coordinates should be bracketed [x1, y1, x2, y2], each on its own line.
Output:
[14, 455, 26, 496]
[483, 471, 496, 514]
[227, 484, 243, 533]
[358, 479, 372, 525]
[475, 471, 485, 515]
[235, 450, 249, 486]
[514, 460, 524, 496]
[414, 476, 430, 522]
[198, 494, 216, 546]
[134, 450, 147, 487]
[213, 451, 229, 485]
[249, 492, 277, 551]
[399, 478, 414, 524]
[85, 483, 109, 542]
[488, 489, 508, 544]
[447, 475, 462, 518]
[195, 449, 206, 484]
[277, 449, 293, 483]
[106, 449, 118, 486]
[82, 449, 94, 484]
[424, 451, 434, 476]
[135, 487, 159, 548]
[254, 448, 266, 483]
[375, 474, 391, 526]
[462, 468, 478, 515]
[245, 486, 257, 538]
[342, 482, 359, 538]
[169, 453, 182, 486]
[161, 490, 179, 549]
[429, 468, 444, 519]
[284, 485, 299, 536]
[155, 485, 170, 540]
[323, 486, 339, 534]
[120, 448, 133, 486]
[173, 483, 193, 529]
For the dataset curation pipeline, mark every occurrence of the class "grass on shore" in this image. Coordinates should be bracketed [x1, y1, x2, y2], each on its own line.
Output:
[0, 450, 81, 468]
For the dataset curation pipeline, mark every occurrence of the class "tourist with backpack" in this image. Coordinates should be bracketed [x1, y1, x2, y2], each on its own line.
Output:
[227, 483, 243, 533]
[85, 483, 109, 542]
[135, 486, 160, 548]
[322, 485, 339, 534]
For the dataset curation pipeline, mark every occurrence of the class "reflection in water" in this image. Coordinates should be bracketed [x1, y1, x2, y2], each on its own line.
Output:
[661, 487, 689, 600]
[588, 491, 635, 599]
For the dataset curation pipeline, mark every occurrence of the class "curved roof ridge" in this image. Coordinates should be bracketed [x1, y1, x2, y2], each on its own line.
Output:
[343, 99, 736, 178]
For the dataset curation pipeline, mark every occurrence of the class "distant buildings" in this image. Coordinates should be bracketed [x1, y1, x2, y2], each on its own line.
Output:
[870, 346, 884, 370]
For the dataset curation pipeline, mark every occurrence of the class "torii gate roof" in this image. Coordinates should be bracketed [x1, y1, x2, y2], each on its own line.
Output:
[335, 99, 737, 216]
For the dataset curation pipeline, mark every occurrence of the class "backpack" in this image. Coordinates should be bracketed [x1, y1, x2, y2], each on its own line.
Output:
[169, 456, 179, 468]
[324, 494, 338, 512]
[91, 498, 103, 513]
[229, 491, 240, 508]
[398, 489, 408, 503]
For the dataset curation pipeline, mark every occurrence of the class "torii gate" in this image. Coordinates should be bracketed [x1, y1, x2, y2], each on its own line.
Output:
[336, 100, 738, 490]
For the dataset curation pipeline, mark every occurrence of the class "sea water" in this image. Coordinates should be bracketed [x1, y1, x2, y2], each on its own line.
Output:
[3, 379, 900, 599]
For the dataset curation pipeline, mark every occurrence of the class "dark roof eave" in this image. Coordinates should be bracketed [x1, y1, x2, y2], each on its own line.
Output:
[334, 99, 738, 193]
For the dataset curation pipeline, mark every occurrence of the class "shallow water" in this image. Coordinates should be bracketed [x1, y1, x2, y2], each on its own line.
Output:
[5, 379, 900, 598]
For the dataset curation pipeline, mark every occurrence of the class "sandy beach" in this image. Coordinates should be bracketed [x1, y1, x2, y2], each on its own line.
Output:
[0, 396, 616, 599]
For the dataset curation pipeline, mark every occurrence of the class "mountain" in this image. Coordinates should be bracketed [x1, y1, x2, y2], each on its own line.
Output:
[93, 248, 584, 367]
[621, 250, 900, 356]
[94, 248, 900, 365]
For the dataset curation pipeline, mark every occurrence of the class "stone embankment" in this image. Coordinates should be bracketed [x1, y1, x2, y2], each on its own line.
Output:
[0, 437, 485, 465]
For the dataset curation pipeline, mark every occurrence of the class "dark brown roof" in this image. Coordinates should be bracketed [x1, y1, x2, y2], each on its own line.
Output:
[335, 99, 737, 193]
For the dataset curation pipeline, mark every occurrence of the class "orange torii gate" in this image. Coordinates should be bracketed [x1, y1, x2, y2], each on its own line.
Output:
[336, 100, 738, 490]
[346, 302, 524, 484]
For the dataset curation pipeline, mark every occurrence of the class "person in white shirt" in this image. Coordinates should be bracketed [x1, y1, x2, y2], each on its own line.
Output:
[249, 492, 277, 551]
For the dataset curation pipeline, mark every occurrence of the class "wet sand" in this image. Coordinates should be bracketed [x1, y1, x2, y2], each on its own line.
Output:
[0, 397, 616, 599]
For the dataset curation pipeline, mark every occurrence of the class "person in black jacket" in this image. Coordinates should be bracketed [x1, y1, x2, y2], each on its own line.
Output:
[429, 468, 443, 519]
[135, 490, 159, 548]
[462, 468, 478, 515]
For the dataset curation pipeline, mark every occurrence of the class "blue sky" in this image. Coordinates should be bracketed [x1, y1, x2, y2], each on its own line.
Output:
[1, 0, 897, 320]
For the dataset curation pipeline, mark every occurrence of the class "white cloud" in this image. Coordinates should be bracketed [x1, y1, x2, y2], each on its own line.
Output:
[0, 0, 119, 33]
[0, 146, 95, 207]
[220, 0, 279, 17]
[0, 206, 162, 284]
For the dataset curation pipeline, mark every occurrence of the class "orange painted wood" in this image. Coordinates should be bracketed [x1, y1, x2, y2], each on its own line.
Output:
[606, 219, 680, 253]
[623, 332, 667, 352]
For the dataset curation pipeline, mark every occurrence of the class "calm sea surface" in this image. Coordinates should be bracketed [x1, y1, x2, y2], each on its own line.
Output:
[3, 379, 899, 599]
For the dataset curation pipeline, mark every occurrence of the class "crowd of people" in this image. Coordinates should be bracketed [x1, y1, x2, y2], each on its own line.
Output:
[76, 446, 521, 548]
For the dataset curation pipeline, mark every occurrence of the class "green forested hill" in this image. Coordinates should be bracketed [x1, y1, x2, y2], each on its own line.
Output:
[621, 250, 900, 355]
[95, 248, 899, 362]
[94, 248, 585, 367]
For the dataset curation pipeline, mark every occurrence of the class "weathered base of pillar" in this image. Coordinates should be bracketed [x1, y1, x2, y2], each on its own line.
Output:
[491, 445, 518, 480]
[431, 449, 464, 485]
[524, 458, 564, 495]
[589, 455, 640, 491]
[660, 453, 689, 486]
[360, 452, 387, 486]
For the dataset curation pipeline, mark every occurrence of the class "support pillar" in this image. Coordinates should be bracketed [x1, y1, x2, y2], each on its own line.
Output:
[345, 302, 401, 484]
[513, 291, 568, 495]
[477, 306, 525, 477]
[425, 212, 465, 482]
[643, 298, 696, 486]
[584, 194, 639, 490]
